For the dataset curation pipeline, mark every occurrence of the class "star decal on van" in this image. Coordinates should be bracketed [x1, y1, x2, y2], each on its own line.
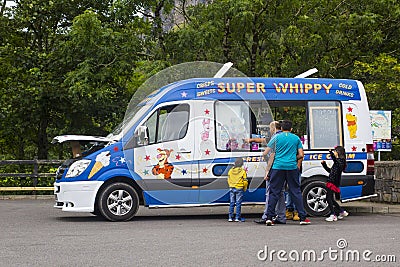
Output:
[205, 149, 211, 155]
[181, 169, 187, 175]
[175, 154, 181, 160]
[204, 109, 210, 115]
[347, 107, 353, 112]
[352, 146, 357, 151]
[181, 91, 188, 98]
[145, 155, 151, 161]
[202, 167, 208, 173]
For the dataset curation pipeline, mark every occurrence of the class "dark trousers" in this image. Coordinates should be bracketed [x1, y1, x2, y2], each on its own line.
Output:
[326, 188, 342, 215]
[266, 169, 307, 220]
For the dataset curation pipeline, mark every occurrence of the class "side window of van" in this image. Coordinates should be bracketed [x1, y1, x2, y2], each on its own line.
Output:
[215, 101, 251, 151]
[144, 104, 190, 144]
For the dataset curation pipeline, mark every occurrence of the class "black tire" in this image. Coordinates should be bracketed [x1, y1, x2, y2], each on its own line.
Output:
[302, 181, 330, 217]
[98, 182, 139, 222]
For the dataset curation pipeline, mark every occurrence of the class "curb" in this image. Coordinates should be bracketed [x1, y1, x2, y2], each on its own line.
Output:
[0, 195, 54, 200]
[341, 202, 400, 215]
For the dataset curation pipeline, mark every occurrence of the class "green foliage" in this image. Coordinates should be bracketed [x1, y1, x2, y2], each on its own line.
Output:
[1, 0, 400, 162]
[0, 0, 154, 160]
[0, 161, 58, 195]
[353, 54, 400, 160]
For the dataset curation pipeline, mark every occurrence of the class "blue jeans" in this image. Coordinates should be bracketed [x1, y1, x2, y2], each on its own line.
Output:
[286, 173, 301, 211]
[229, 188, 244, 220]
[262, 180, 286, 222]
[266, 169, 307, 221]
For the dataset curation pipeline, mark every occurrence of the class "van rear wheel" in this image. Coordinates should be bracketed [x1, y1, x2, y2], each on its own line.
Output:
[302, 181, 330, 217]
[98, 182, 139, 221]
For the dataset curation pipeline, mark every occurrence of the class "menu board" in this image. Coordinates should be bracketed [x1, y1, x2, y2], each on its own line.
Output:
[370, 110, 392, 151]
[309, 106, 342, 149]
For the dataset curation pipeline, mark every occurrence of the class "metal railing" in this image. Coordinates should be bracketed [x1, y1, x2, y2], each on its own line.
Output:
[0, 159, 63, 192]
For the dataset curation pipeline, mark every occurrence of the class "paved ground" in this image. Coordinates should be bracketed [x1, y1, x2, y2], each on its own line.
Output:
[0, 198, 399, 266]
[2, 193, 400, 214]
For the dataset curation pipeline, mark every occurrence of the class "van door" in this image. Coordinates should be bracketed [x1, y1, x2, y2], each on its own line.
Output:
[133, 102, 198, 205]
[194, 100, 258, 204]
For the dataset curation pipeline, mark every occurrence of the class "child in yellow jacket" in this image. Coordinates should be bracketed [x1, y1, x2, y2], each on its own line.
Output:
[227, 157, 248, 222]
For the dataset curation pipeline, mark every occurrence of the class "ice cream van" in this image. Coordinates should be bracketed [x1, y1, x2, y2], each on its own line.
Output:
[53, 72, 376, 221]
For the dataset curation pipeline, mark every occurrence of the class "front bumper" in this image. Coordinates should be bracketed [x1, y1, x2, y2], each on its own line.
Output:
[54, 181, 103, 212]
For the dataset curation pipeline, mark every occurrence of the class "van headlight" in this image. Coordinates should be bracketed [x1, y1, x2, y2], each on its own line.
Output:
[65, 160, 91, 178]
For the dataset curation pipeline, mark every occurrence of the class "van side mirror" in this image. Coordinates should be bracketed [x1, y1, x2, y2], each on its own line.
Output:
[135, 126, 148, 146]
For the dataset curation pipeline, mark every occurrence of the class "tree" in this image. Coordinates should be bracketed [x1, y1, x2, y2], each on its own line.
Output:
[353, 54, 400, 160]
[164, 0, 400, 78]
[0, 0, 151, 159]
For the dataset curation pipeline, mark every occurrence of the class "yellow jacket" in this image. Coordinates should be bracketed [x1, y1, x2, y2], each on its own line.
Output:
[227, 167, 247, 189]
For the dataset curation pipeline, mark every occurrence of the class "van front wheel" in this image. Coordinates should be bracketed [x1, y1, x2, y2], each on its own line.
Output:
[98, 182, 139, 221]
[302, 181, 330, 217]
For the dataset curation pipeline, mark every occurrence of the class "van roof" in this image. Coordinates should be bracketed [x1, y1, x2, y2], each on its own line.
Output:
[141, 77, 362, 106]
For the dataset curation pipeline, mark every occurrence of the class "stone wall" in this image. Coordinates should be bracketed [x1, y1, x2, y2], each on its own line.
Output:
[373, 161, 400, 203]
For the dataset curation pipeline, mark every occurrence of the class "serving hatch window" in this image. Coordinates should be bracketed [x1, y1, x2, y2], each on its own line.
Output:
[308, 101, 343, 149]
[215, 101, 251, 151]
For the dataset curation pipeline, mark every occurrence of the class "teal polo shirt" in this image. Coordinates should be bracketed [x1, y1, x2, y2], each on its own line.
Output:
[267, 131, 303, 170]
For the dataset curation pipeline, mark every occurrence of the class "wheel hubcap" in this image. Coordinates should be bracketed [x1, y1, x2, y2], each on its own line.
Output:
[107, 189, 133, 216]
[306, 186, 328, 212]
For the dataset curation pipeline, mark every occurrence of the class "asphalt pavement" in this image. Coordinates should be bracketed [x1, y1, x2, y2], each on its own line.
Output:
[0, 198, 399, 266]
[1, 194, 399, 214]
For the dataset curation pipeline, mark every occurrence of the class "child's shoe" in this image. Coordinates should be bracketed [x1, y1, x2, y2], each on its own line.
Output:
[285, 209, 294, 220]
[293, 211, 300, 221]
[338, 210, 349, 220]
[228, 218, 233, 222]
[234, 218, 240, 222]
[325, 214, 337, 222]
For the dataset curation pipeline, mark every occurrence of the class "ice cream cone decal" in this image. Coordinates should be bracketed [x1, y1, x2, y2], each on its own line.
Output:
[88, 151, 111, 179]
[89, 161, 103, 179]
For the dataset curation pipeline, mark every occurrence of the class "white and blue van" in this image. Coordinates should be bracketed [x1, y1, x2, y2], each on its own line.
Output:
[53, 75, 376, 221]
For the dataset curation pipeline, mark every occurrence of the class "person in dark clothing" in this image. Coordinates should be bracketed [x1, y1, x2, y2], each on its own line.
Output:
[262, 120, 310, 226]
[321, 146, 349, 222]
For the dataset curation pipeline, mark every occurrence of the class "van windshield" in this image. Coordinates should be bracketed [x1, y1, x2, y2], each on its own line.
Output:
[108, 104, 151, 140]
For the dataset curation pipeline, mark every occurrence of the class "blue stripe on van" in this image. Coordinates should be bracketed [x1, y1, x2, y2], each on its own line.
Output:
[143, 190, 199, 205]
[169, 157, 243, 166]
[340, 185, 363, 200]
[304, 152, 367, 161]
[206, 188, 267, 203]
[143, 187, 266, 206]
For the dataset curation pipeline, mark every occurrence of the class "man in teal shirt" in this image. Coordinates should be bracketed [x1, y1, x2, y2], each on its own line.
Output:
[262, 120, 310, 225]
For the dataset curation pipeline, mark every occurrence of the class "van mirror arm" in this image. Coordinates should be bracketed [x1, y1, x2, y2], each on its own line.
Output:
[294, 68, 318, 78]
[213, 62, 233, 78]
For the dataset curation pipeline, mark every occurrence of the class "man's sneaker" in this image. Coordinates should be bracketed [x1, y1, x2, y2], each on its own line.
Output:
[234, 218, 240, 222]
[254, 218, 267, 224]
[228, 218, 233, 222]
[338, 211, 349, 220]
[325, 215, 338, 222]
[265, 219, 274, 226]
[299, 218, 311, 225]
[293, 211, 300, 221]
